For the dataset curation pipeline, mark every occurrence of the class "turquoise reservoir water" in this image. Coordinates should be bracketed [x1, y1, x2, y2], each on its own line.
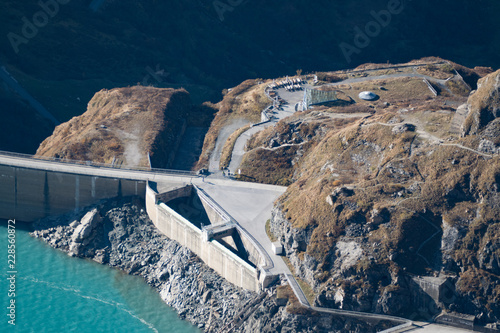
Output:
[0, 220, 200, 333]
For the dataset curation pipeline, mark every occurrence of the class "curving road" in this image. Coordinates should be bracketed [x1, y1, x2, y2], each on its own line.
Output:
[0, 150, 288, 274]
[0, 149, 475, 332]
[226, 64, 466, 173]
[0, 64, 59, 125]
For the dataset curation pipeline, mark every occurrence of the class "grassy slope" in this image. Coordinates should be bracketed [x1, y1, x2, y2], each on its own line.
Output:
[36, 86, 192, 168]
[228, 62, 500, 320]
[195, 79, 270, 169]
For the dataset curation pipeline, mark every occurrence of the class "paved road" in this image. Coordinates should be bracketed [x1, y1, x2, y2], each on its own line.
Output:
[394, 322, 475, 333]
[227, 123, 272, 174]
[226, 71, 449, 172]
[1, 144, 475, 333]
[0, 63, 478, 332]
[0, 151, 284, 192]
[198, 181, 289, 275]
[0, 64, 59, 125]
[227, 83, 310, 172]
[325, 72, 444, 87]
[209, 118, 251, 172]
[343, 61, 449, 75]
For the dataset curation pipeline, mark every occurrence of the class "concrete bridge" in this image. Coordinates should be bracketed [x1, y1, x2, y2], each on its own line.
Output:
[0, 150, 288, 292]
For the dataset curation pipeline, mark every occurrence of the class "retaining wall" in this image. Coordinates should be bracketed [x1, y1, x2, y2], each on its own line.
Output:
[145, 183, 260, 292]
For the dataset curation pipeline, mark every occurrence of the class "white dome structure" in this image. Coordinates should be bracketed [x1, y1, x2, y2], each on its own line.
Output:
[359, 91, 379, 101]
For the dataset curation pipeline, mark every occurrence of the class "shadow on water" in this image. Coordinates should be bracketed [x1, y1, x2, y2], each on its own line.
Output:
[0, 218, 34, 232]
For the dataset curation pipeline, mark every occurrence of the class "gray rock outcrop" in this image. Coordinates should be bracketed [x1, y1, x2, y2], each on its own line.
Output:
[31, 198, 383, 333]
[462, 69, 500, 136]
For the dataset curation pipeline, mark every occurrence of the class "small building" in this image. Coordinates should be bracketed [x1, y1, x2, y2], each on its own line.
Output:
[272, 242, 283, 255]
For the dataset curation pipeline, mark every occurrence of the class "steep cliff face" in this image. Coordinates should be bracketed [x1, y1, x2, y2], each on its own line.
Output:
[36, 86, 191, 168]
[266, 111, 500, 321]
[463, 69, 500, 137]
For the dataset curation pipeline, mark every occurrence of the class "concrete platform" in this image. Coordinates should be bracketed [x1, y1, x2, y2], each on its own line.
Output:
[198, 181, 290, 276]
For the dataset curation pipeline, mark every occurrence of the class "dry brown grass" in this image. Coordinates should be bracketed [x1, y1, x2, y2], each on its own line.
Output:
[404, 110, 455, 140]
[463, 69, 500, 135]
[445, 79, 471, 96]
[315, 72, 348, 83]
[416, 63, 454, 80]
[265, 219, 277, 242]
[238, 145, 302, 186]
[348, 77, 434, 104]
[282, 257, 316, 305]
[274, 114, 500, 269]
[276, 285, 315, 315]
[36, 86, 191, 168]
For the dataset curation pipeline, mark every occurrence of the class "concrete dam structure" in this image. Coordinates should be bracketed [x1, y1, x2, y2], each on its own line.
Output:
[146, 182, 274, 291]
[0, 164, 145, 222]
[0, 151, 286, 292]
[0, 154, 448, 331]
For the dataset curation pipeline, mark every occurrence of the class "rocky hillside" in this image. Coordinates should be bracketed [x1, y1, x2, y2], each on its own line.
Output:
[31, 198, 394, 333]
[28, 59, 500, 330]
[218, 61, 500, 328]
[36, 86, 192, 168]
[195, 79, 270, 169]
[463, 69, 500, 139]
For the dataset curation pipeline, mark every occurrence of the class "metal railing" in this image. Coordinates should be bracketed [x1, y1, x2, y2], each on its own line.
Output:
[0, 150, 198, 177]
[194, 186, 231, 222]
[194, 185, 274, 270]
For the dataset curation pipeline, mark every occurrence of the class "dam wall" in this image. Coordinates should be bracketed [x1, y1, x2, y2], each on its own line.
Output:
[146, 183, 261, 292]
[0, 164, 146, 222]
[0, 152, 270, 292]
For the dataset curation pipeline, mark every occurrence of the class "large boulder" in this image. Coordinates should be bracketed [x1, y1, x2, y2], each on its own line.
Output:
[462, 69, 500, 136]
[69, 208, 102, 256]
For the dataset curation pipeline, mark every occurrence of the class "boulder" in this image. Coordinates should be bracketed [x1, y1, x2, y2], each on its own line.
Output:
[71, 208, 101, 243]
[462, 69, 500, 136]
[392, 123, 416, 135]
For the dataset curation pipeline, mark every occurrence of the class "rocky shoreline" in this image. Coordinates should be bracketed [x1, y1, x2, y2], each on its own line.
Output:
[31, 196, 394, 333]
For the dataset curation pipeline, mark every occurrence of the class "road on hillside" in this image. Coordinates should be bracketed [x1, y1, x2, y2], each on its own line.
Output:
[209, 118, 251, 172]
[325, 72, 450, 87]
[0, 63, 59, 125]
[0, 151, 479, 333]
